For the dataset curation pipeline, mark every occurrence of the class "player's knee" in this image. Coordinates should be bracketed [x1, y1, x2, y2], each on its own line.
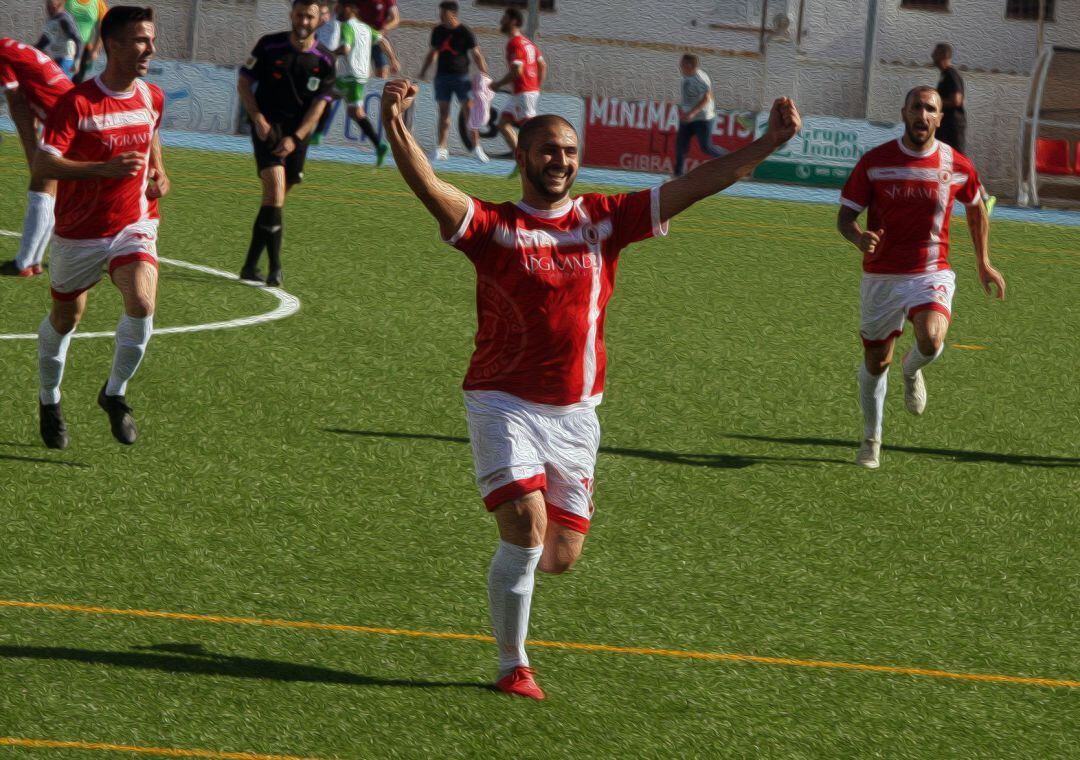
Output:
[127, 296, 155, 319]
[917, 333, 944, 356]
[51, 311, 80, 334]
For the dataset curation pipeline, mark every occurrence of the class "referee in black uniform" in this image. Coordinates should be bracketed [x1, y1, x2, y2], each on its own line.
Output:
[932, 43, 966, 154]
[238, 0, 336, 286]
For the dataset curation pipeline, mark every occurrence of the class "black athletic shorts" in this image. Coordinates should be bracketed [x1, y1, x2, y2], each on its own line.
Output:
[251, 122, 309, 185]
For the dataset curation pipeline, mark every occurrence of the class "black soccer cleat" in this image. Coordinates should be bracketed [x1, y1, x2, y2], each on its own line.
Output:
[0, 259, 34, 277]
[97, 384, 138, 445]
[39, 401, 70, 450]
[239, 266, 265, 283]
[266, 269, 283, 287]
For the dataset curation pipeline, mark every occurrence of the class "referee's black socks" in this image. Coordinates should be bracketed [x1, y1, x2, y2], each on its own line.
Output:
[245, 206, 283, 271]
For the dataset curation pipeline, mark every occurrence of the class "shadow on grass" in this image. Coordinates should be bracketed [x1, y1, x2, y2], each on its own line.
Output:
[723, 434, 1080, 469]
[0, 453, 89, 468]
[0, 643, 492, 691]
[323, 428, 850, 469]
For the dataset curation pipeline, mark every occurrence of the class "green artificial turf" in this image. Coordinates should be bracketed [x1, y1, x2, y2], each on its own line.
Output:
[0, 138, 1077, 759]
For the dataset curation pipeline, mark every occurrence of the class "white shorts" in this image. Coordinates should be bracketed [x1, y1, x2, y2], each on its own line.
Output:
[500, 92, 540, 124]
[464, 390, 600, 534]
[860, 270, 955, 345]
[50, 220, 159, 301]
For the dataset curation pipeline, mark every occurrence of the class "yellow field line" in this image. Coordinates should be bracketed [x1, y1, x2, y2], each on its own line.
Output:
[0, 737, 326, 760]
[2, 599, 1076, 689]
[953, 344, 989, 350]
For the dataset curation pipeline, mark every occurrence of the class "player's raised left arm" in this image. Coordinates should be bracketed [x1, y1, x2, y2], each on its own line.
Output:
[965, 198, 1005, 300]
[380, 79, 471, 238]
[658, 97, 801, 222]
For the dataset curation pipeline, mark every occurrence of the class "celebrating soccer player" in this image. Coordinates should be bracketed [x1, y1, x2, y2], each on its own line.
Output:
[837, 86, 1005, 469]
[32, 6, 168, 449]
[237, 0, 336, 287]
[381, 78, 801, 698]
[0, 38, 75, 278]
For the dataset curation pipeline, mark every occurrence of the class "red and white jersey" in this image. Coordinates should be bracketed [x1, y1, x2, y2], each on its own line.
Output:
[0, 37, 74, 121]
[840, 138, 985, 275]
[448, 187, 668, 407]
[40, 77, 165, 240]
[506, 34, 542, 94]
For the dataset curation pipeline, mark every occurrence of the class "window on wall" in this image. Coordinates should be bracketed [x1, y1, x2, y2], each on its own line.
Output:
[1006, 0, 1055, 20]
[474, 0, 556, 10]
[900, 0, 949, 10]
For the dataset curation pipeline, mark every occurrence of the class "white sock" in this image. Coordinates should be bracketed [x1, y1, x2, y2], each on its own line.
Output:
[858, 364, 888, 441]
[17, 192, 55, 269]
[38, 316, 74, 405]
[902, 344, 944, 377]
[488, 540, 543, 677]
[106, 314, 153, 397]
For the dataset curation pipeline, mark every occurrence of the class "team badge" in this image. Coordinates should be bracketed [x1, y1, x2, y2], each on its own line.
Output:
[583, 224, 601, 245]
[939, 170, 952, 184]
[307, 76, 320, 91]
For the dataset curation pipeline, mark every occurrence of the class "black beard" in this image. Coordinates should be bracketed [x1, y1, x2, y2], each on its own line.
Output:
[524, 163, 574, 202]
[905, 125, 933, 147]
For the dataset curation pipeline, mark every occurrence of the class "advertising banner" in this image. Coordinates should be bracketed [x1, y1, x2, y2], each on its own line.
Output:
[317, 82, 586, 159]
[752, 114, 903, 186]
[583, 96, 756, 174]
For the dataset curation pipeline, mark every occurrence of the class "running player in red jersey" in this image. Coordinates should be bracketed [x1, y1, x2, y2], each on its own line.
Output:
[837, 86, 1005, 469]
[32, 6, 168, 450]
[381, 78, 801, 699]
[0, 38, 75, 277]
[490, 9, 545, 154]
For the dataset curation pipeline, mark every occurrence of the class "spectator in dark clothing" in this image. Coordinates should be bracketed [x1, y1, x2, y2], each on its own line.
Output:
[418, 1, 489, 162]
[933, 43, 966, 154]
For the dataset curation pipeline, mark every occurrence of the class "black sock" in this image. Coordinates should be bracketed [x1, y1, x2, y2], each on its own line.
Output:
[243, 206, 271, 270]
[356, 116, 380, 145]
[264, 206, 284, 273]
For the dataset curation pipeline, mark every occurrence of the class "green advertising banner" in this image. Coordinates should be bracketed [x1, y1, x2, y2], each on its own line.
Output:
[753, 114, 903, 187]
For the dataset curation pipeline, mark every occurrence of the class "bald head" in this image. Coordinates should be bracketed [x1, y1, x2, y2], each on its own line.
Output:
[518, 115, 577, 152]
[905, 85, 941, 110]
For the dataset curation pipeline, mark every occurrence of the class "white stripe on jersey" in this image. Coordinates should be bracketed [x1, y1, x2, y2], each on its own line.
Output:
[926, 143, 954, 273]
[77, 108, 157, 132]
[576, 198, 603, 401]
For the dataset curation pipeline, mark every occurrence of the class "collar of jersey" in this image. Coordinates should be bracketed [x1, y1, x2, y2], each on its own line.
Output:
[94, 76, 137, 100]
[896, 137, 938, 158]
[516, 199, 574, 220]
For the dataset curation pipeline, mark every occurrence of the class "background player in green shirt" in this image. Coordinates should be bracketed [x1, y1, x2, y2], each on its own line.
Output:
[333, 0, 398, 165]
[66, 0, 106, 83]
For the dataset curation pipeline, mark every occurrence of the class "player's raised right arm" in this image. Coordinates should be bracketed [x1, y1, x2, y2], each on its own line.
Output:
[381, 79, 471, 239]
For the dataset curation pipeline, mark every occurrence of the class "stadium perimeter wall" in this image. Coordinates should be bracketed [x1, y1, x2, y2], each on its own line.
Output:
[4, 0, 1079, 195]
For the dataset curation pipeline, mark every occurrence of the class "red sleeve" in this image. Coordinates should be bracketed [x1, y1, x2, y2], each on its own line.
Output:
[609, 187, 668, 251]
[507, 37, 522, 64]
[444, 197, 502, 260]
[40, 91, 79, 157]
[153, 85, 165, 130]
[956, 160, 983, 206]
[0, 61, 16, 90]
[840, 156, 871, 212]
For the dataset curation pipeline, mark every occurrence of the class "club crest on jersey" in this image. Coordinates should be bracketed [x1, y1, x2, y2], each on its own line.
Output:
[939, 170, 952, 184]
[583, 224, 602, 245]
[307, 76, 320, 91]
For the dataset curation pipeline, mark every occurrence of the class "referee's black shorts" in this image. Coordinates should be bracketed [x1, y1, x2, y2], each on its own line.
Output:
[251, 122, 309, 186]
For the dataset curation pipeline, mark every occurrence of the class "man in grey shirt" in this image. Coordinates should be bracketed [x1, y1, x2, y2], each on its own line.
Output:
[675, 53, 726, 176]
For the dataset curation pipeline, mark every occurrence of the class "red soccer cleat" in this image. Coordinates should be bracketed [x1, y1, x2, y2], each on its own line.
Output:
[0, 259, 33, 277]
[32, 264, 43, 276]
[494, 666, 545, 700]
